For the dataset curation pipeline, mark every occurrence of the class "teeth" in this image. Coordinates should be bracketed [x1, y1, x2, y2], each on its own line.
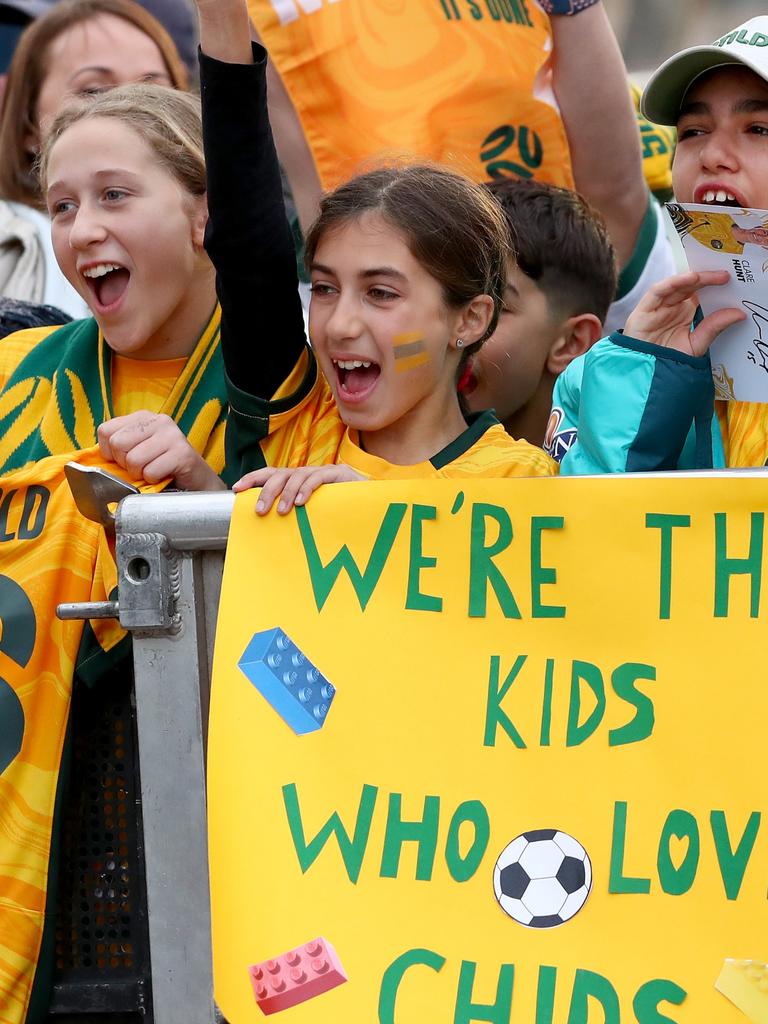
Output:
[83, 263, 121, 278]
[334, 359, 372, 370]
[703, 190, 738, 204]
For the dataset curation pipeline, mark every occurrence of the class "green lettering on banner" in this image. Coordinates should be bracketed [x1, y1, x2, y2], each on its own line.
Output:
[445, 801, 491, 882]
[566, 970, 620, 1024]
[406, 504, 442, 612]
[539, 658, 555, 746]
[483, 655, 527, 748]
[633, 979, 687, 1023]
[296, 502, 407, 612]
[282, 782, 377, 884]
[566, 661, 605, 747]
[714, 511, 764, 617]
[609, 663, 656, 747]
[609, 801, 651, 894]
[379, 948, 446, 1023]
[710, 809, 761, 900]
[468, 503, 521, 618]
[535, 966, 557, 1024]
[380, 793, 440, 881]
[454, 961, 514, 1023]
[646, 513, 691, 618]
[657, 810, 700, 895]
[530, 516, 566, 618]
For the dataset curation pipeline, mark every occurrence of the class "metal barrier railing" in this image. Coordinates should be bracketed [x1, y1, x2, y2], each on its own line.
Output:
[59, 467, 235, 1024]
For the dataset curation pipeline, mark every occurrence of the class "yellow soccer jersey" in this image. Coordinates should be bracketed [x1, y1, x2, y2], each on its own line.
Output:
[0, 324, 58, 389]
[111, 353, 188, 417]
[248, 0, 574, 191]
[630, 82, 675, 201]
[0, 448, 127, 1024]
[0, 311, 228, 479]
[682, 209, 768, 255]
[227, 347, 557, 479]
[717, 400, 768, 468]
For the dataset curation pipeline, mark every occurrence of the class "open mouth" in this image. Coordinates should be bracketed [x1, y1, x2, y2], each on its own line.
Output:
[81, 262, 130, 311]
[695, 187, 744, 208]
[332, 358, 381, 403]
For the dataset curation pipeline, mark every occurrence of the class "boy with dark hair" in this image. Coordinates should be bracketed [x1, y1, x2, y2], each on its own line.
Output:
[463, 178, 617, 452]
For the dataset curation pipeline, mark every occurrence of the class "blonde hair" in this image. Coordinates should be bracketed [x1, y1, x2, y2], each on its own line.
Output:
[0, 0, 189, 209]
[39, 83, 205, 199]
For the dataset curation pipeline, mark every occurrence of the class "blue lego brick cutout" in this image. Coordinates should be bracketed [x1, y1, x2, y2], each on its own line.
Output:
[238, 627, 336, 735]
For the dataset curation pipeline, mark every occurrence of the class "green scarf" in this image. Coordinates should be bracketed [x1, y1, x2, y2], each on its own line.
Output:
[0, 307, 233, 481]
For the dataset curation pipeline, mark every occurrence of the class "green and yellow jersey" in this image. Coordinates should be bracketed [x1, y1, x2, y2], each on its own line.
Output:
[227, 347, 558, 481]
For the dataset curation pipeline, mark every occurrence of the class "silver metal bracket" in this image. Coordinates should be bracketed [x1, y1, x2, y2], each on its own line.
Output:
[57, 463, 182, 633]
[64, 461, 139, 537]
[57, 599, 119, 620]
[118, 530, 182, 635]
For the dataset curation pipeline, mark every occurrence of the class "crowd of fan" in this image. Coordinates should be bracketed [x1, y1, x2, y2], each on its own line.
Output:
[1, 0, 767, 1017]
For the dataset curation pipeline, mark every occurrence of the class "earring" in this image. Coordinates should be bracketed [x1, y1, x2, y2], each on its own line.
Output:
[456, 337, 464, 348]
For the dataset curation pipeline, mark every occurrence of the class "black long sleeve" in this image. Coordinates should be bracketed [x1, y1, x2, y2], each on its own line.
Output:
[199, 45, 307, 399]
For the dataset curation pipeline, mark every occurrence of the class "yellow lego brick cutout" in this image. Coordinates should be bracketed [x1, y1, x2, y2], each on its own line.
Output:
[716, 960, 768, 1023]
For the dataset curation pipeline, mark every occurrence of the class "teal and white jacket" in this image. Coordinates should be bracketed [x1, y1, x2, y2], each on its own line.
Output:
[549, 333, 727, 474]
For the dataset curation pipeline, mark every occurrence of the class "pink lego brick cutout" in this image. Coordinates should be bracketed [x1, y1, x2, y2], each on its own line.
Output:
[249, 938, 348, 1015]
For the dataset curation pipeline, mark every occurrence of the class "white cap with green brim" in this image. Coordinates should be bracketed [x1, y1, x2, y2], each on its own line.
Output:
[641, 15, 768, 126]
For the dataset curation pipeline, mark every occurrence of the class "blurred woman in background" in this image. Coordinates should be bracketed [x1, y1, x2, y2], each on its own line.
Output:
[0, 0, 187, 317]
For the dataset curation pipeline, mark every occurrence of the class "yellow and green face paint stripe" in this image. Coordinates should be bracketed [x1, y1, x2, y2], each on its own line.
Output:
[393, 331, 429, 373]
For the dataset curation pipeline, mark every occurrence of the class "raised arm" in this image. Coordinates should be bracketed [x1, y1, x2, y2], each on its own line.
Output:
[546, 1, 647, 269]
[195, 0, 306, 399]
[196, 0, 251, 62]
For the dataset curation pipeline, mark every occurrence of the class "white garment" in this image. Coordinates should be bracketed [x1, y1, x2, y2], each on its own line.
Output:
[603, 200, 676, 335]
[0, 201, 88, 319]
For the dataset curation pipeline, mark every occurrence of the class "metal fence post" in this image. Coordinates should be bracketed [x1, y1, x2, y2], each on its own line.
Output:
[115, 493, 232, 1023]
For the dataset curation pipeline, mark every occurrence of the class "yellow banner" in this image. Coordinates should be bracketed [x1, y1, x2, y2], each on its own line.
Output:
[248, 0, 574, 190]
[209, 477, 768, 1023]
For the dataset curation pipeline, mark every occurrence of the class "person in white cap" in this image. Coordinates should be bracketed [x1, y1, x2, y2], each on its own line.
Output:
[642, 15, 768, 216]
[544, 15, 768, 474]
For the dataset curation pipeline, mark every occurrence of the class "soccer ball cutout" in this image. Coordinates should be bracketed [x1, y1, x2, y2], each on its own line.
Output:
[493, 829, 592, 929]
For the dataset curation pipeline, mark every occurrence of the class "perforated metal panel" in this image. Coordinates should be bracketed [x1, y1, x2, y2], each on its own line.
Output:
[50, 667, 151, 1019]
